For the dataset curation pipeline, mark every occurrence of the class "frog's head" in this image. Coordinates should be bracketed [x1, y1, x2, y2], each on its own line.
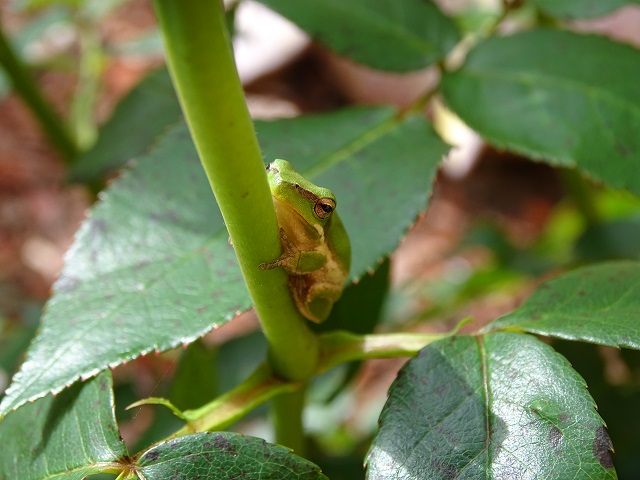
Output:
[266, 159, 337, 226]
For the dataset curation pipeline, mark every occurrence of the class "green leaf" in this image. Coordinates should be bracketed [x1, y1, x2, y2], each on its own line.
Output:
[1, 106, 447, 415]
[0, 124, 250, 416]
[487, 261, 640, 349]
[366, 333, 616, 479]
[575, 219, 640, 261]
[528, 0, 640, 19]
[215, 331, 268, 394]
[552, 341, 640, 478]
[441, 29, 640, 195]
[68, 68, 182, 184]
[0, 371, 126, 480]
[137, 432, 328, 479]
[170, 340, 219, 411]
[255, 0, 460, 71]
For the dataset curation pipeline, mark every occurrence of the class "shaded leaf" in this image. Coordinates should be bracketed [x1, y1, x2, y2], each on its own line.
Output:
[137, 431, 328, 479]
[575, 219, 640, 261]
[170, 340, 219, 411]
[528, 0, 640, 19]
[0, 371, 126, 480]
[69, 68, 182, 183]
[441, 29, 640, 195]
[487, 261, 640, 349]
[366, 333, 616, 479]
[216, 331, 268, 394]
[255, 0, 459, 71]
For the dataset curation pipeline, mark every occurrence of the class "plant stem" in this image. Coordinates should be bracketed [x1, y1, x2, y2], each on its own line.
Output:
[171, 365, 299, 440]
[0, 22, 78, 162]
[151, 0, 319, 383]
[70, 12, 103, 150]
[148, 327, 463, 452]
[271, 389, 307, 455]
[318, 331, 451, 373]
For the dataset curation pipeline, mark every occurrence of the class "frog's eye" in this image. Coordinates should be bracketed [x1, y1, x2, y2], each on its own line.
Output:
[266, 163, 278, 174]
[315, 198, 336, 219]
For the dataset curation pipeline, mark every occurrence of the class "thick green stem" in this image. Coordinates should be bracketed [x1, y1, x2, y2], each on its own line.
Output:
[271, 389, 307, 454]
[152, 0, 319, 384]
[318, 331, 451, 373]
[0, 22, 77, 162]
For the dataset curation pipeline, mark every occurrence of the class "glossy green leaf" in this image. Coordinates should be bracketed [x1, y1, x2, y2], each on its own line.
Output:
[0, 371, 126, 480]
[1, 106, 447, 415]
[137, 432, 327, 479]
[0, 125, 250, 416]
[553, 341, 640, 478]
[366, 333, 616, 479]
[528, 0, 640, 19]
[441, 29, 640, 195]
[487, 261, 640, 349]
[255, 0, 460, 71]
[69, 68, 182, 183]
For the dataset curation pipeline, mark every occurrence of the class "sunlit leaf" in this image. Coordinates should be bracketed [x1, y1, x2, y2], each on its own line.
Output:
[442, 29, 640, 195]
[0, 371, 126, 480]
[488, 261, 640, 349]
[366, 333, 616, 479]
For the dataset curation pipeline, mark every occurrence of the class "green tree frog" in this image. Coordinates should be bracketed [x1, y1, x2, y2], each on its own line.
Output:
[259, 159, 351, 323]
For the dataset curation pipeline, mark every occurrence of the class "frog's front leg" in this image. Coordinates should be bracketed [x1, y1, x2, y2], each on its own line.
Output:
[259, 228, 326, 274]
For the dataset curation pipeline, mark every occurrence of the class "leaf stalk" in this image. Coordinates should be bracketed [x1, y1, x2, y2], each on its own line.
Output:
[0, 21, 78, 162]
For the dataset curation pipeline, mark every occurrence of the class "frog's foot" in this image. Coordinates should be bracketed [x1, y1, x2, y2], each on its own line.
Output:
[259, 228, 301, 272]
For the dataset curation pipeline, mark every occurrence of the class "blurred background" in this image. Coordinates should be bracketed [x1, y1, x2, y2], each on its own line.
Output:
[1, 0, 640, 478]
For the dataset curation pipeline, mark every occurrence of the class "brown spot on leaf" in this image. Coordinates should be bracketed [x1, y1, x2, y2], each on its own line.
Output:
[214, 434, 237, 455]
[548, 427, 563, 455]
[592, 426, 614, 469]
[430, 460, 457, 479]
[145, 450, 160, 462]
